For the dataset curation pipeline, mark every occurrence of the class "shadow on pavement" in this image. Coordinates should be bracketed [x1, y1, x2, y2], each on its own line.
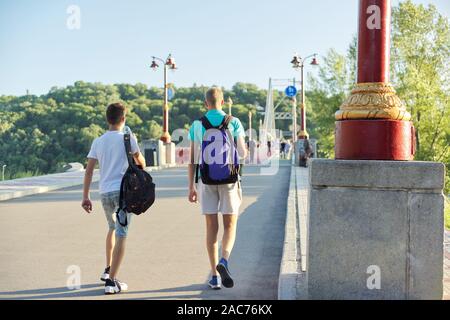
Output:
[0, 283, 103, 300]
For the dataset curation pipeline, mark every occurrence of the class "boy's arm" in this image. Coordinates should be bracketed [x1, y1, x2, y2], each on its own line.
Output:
[130, 133, 146, 168]
[188, 141, 198, 203]
[233, 119, 248, 160]
[236, 135, 248, 160]
[133, 152, 146, 168]
[82, 158, 97, 213]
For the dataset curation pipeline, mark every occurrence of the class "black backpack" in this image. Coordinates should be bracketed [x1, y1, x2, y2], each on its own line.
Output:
[116, 132, 155, 226]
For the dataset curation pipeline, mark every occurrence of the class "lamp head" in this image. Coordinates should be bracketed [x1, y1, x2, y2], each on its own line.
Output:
[150, 59, 159, 70]
[166, 54, 174, 65]
[291, 54, 302, 69]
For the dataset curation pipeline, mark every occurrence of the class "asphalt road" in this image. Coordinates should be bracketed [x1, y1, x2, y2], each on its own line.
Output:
[0, 162, 290, 300]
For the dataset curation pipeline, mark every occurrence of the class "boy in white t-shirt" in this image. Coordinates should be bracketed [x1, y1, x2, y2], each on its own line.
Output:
[82, 102, 146, 295]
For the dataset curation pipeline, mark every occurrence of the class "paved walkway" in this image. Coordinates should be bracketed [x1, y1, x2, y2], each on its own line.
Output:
[0, 163, 291, 300]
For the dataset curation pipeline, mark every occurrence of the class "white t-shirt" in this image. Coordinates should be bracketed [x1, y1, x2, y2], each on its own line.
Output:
[87, 130, 140, 194]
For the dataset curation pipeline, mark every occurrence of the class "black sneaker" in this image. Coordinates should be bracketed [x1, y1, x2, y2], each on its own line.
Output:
[100, 266, 110, 282]
[216, 259, 234, 288]
[104, 278, 128, 295]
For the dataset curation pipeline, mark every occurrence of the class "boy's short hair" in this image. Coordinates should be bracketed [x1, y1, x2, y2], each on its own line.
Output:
[106, 102, 126, 125]
[205, 87, 224, 107]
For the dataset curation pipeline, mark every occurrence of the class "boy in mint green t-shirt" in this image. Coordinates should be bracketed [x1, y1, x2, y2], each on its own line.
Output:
[187, 87, 247, 290]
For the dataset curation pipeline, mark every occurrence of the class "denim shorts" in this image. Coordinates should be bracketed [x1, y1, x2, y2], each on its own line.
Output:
[100, 191, 132, 238]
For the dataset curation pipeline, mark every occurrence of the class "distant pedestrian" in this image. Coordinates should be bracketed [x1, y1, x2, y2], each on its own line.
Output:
[267, 140, 272, 157]
[249, 139, 257, 164]
[284, 140, 292, 159]
[299, 137, 312, 167]
[280, 140, 287, 159]
[82, 102, 146, 295]
[188, 87, 247, 290]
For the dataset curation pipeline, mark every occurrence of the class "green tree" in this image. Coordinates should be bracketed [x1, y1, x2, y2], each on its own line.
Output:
[391, 0, 450, 193]
[307, 44, 356, 158]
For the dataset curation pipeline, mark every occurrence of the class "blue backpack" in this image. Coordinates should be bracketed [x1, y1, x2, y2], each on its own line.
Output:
[195, 115, 240, 185]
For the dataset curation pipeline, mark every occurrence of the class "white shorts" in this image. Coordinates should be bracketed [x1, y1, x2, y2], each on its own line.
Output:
[197, 180, 242, 215]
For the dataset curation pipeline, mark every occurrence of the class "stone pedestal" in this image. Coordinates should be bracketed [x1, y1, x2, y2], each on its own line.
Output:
[165, 142, 176, 165]
[157, 140, 166, 166]
[307, 159, 445, 299]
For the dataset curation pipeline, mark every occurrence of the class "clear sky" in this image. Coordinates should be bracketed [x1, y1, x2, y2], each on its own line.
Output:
[0, 0, 448, 96]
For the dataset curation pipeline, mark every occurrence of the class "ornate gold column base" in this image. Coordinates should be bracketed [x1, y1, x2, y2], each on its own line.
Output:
[160, 131, 171, 144]
[335, 82, 411, 121]
[297, 130, 309, 139]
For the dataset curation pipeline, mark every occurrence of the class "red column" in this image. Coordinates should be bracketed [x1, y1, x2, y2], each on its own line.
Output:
[297, 66, 308, 139]
[357, 0, 390, 83]
[334, 0, 415, 160]
[160, 65, 171, 144]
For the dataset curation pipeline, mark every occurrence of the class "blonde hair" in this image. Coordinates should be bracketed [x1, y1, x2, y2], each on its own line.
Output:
[205, 87, 224, 107]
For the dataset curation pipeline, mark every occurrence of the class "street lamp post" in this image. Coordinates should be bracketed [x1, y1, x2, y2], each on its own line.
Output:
[292, 95, 297, 143]
[150, 54, 177, 144]
[248, 111, 252, 141]
[291, 53, 319, 140]
[2, 165, 6, 181]
[227, 97, 233, 115]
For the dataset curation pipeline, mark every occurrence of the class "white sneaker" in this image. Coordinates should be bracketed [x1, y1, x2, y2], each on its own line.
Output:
[104, 278, 128, 295]
[100, 266, 110, 282]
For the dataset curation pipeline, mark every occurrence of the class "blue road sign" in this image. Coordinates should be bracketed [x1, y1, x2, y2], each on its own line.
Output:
[285, 86, 297, 97]
[167, 87, 175, 100]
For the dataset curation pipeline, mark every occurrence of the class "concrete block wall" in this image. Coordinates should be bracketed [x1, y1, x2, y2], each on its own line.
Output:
[307, 159, 445, 299]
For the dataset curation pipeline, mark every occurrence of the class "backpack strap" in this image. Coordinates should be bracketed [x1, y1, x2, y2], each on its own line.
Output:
[195, 164, 199, 184]
[124, 133, 135, 167]
[116, 133, 133, 227]
[116, 173, 128, 226]
[221, 115, 233, 130]
[199, 116, 214, 130]
[200, 115, 233, 130]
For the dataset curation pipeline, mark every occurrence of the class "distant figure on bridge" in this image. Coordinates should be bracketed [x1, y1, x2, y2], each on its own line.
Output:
[249, 139, 257, 164]
[82, 102, 146, 295]
[299, 138, 313, 167]
[188, 87, 247, 290]
[284, 140, 292, 159]
[280, 140, 287, 159]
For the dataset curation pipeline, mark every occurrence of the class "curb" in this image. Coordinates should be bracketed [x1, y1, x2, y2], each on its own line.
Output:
[278, 159, 301, 300]
[0, 171, 100, 202]
[0, 164, 181, 202]
[278, 159, 310, 300]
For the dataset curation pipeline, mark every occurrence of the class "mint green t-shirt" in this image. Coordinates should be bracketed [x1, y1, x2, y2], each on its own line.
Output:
[188, 109, 246, 143]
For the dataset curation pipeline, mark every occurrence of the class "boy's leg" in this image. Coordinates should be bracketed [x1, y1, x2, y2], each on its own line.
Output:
[218, 182, 242, 260]
[216, 182, 242, 288]
[106, 229, 115, 267]
[221, 214, 238, 260]
[101, 193, 118, 269]
[109, 236, 126, 280]
[105, 206, 132, 294]
[109, 209, 131, 280]
[205, 214, 219, 276]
